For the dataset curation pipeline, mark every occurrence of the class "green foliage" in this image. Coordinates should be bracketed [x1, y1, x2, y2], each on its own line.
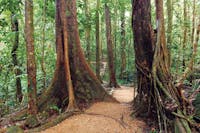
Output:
[0, 0, 22, 13]
[45, 0, 55, 19]
[0, 0, 56, 115]
[49, 105, 62, 114]
[0, 0, 199, 120]
[150, 129, 158, 133]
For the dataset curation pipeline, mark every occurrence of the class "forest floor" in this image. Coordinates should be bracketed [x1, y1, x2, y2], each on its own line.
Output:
[41, 86, 149, 133]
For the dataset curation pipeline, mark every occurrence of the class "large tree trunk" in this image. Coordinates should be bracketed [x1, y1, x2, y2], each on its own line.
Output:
[132, 0, 192, 132]
[25, 0, 37, 115]
[59, 0, 78, 112]
[154, 0, 191, 132]
[38, 0, 115, 112]
[11, 13, 23, 103]
[132, 0, 154, 114]
[66, 0, 115, 102]
[105, 3, 119, 88]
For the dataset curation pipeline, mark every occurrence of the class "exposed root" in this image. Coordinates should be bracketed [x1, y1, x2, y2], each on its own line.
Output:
[26, 112, 74, 132]
[66, 104, 80, 113]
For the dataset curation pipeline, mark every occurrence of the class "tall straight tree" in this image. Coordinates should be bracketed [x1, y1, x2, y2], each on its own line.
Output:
[84, 0, 91, 64]
[167, 0, 173, 45]
[113, 0, 118, 72]
[38, 0, 115, 111]
[132, 0, 191, 132]
[95, 0, 102, 81]
[167, 0, 173, 66]
[155, 0, 170, 69]
[105, 3, 119, 88]
[25, 0, 37, 115]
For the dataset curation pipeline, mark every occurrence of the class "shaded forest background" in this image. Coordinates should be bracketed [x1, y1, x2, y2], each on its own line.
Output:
[0, 0, 200, 132]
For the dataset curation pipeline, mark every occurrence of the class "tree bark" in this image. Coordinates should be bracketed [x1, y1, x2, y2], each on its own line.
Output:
[132, 0, 192, 132]
[25, 0, 37, 115]
[132, 0, 154, 114]
[84, 0, 91, 64]
[105, 3, 119, 88]
[11, 13, 23, 103]
[167, 0, 173, 66]
[59, 0, 78, 112]
[167, 0, 173, 45]
[66, 0, 115, 102]
[155, 0, 170, 70]
[38, 0, 116, 112]
[182, 0, 187, 70]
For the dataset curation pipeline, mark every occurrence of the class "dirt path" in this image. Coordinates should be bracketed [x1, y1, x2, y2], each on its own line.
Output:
[41, 86, 147, 133]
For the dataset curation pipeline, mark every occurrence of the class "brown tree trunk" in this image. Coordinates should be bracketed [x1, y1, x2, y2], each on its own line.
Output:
[132, 0, 154, 115]
[167, 0, 173, 44]
[154, 1, 191, 132]
[105, 3, 119, 88]
[167, 0, 173, 66]
[66, 0, 115, 102]
[120, 6, 126, 79]
[38, 0, 116, 111]
[155, 0, 170, 69]
[113, 0, 118, 73]
[11, 13, 23, 103]
[25, 0, 37, 115]
[95, 0, 102, 81]
[84, 0, 91, 64]
[132, 0, 191, 132]
[182, 0, 187, 70]
[59, 0, 78, 112]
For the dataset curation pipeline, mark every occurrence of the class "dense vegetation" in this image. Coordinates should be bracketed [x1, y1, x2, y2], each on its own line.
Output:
[0, 0, 200, 132]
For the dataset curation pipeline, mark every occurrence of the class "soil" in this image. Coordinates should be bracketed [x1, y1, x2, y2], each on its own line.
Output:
[41, 86, 148, 133]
